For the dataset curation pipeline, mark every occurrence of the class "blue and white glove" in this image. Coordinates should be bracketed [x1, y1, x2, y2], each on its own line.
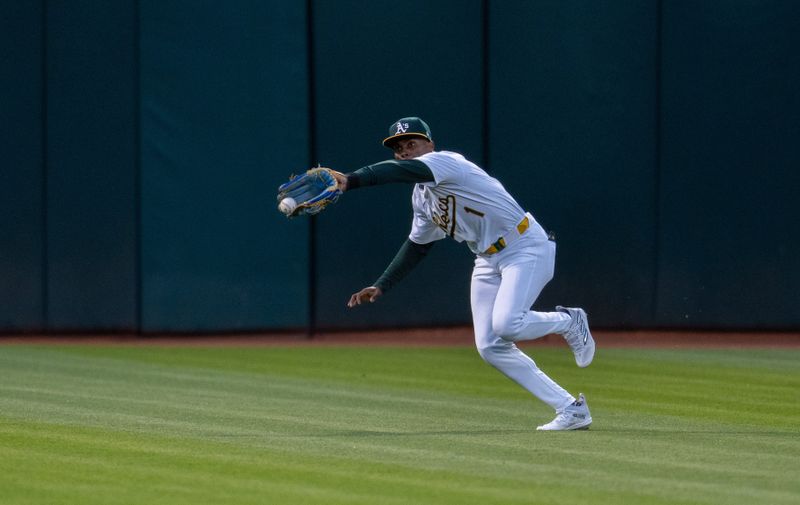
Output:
[277, 167, 343, 217]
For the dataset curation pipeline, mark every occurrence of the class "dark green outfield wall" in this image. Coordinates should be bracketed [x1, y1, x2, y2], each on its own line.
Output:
[45, 1, 139, 331]
[139, 1, 310, 332]
[656, 1, 800, 328]
[2, 1, 798, 333]
[1, 1, 138, 332]
[489, 2, 660, 328]
[1, 2, 44, 331]
[311, 0, 482, 329]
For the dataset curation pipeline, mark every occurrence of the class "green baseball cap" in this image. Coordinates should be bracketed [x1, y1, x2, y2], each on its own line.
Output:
[382, 117, 433, 147]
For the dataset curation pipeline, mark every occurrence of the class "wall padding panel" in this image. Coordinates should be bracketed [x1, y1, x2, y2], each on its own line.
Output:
[0, 2, 44, 330]
[312, 0, 483, 329]
[490, 2, 659, 327]
[140, 1, 310, 331]
[45, 0, 138, 330]
[657, 0, 800, 328]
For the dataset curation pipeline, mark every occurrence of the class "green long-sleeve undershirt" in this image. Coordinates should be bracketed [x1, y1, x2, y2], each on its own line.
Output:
[346, 159, 434, 189]
[345, 159, 436, 293]
[374, 239, 435, 293]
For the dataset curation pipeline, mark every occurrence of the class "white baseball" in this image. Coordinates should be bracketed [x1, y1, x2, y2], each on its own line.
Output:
[278, 197, 297, 215]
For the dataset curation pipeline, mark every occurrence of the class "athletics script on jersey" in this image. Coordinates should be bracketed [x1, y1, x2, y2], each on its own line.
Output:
[431, 195, 456, 237]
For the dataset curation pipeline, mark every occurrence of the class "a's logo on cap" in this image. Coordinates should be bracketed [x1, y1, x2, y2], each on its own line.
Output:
[395, 122, 409, 134]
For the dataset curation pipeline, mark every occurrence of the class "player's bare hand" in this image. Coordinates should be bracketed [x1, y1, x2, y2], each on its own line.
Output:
[347, 286, 383, 307]
[331, 170, 348, 191]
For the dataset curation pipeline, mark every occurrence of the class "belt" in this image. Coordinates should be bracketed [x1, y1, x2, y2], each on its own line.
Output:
[484, 216, 530, 255]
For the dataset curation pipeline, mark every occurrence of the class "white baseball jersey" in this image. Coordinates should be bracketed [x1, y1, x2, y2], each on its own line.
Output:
[408, 150, 576, 411]
[409, 151, 545, 254]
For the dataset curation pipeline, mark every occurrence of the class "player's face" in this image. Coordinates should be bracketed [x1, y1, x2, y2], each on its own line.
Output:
[391, 137, 434, 160]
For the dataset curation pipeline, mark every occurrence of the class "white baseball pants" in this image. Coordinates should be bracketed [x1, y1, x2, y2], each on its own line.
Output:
[471, 230, 575, 411]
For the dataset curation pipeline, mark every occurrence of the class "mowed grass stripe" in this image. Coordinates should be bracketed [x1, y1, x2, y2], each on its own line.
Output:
[1, 345, 798, 505]
[0, 373, 532, 438]
[2, 419, 794, 505]
[0, 422, 577, 505]
[7, 345, 798, 424]
[3, 348, 792, 438]
[2, 345, 797, 439]
[0, 347, 529, 412]
[0, 441, 423, 505]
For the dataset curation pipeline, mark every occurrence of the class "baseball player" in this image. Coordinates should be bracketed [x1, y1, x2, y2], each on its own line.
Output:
[334, 117, 595, 430]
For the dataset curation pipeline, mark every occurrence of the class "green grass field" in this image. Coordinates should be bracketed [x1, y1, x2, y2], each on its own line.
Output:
[1, 343, 798, 505]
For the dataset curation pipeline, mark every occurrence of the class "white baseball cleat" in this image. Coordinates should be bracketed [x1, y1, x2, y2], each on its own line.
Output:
[536, 393, 592, 431]
[556, 306, 595, 368]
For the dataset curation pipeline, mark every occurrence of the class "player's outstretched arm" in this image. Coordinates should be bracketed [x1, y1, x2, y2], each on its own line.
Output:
[341, 160, 433, 191]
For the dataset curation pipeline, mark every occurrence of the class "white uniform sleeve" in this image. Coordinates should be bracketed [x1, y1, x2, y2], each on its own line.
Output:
[409, 186, 446, 244]
[409, 212, 446, 244]
[415, 152, 466, 186]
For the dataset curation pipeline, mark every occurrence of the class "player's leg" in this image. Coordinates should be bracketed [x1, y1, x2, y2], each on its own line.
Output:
[471, 257, 574, 411]
[492, 235, 596, 368]
[491, 237, 571, 341]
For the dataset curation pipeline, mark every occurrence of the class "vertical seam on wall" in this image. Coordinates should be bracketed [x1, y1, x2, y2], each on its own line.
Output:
[134, 0, 142, 335]
[41, 0, 49, 332]
[482, 0, 490, 170]
[652, 0, 663, 326]
[306, 0, 317, 338]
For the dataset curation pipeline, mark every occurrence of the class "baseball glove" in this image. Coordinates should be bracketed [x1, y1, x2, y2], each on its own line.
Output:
[277, 167, 343, 217]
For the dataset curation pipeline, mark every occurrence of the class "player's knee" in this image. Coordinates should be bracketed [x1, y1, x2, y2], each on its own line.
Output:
[476, 343, 503, 365]
[492, 311, 524, 341]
